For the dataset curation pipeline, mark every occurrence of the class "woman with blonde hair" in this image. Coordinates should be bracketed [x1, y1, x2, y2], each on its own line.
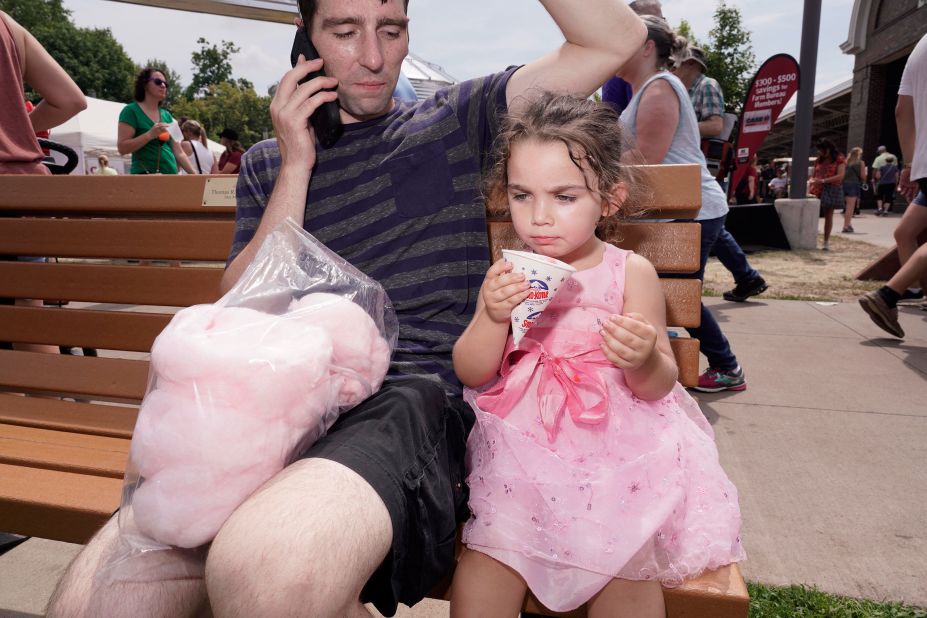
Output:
[841, 146, 867, 232]
[181, 119, 218, 174]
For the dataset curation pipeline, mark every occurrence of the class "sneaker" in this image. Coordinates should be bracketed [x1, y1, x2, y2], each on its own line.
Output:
[693, 366, 747, 392]
[842, 226, 854, 233]
[723, 276, 769, 302]
[858, 291, 904, 338]
[900, 288, 924, 301]
[821, 243, 829, 251]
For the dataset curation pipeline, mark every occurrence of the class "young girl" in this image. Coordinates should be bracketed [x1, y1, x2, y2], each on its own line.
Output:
[450, 92, 745, 618]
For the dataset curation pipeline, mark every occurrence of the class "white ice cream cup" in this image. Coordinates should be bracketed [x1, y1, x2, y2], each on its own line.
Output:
[501, 249, 576, 347]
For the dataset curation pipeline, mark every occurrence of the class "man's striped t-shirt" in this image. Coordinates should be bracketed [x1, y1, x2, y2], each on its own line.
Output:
[227, 68, 517, 395]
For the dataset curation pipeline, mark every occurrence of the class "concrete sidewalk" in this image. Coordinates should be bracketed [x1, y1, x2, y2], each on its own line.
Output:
[2, 213, 925, 616]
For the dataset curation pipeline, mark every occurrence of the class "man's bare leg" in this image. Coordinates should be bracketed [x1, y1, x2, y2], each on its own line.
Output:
[893, 203, 927, 290]
[47, 515, 207, 617]
[206, 458, 392, 617]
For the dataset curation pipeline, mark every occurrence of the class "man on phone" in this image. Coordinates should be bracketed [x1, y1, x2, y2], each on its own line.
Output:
[49, 1, 645, 616]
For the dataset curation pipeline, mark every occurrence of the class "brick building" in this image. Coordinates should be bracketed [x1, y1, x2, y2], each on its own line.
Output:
[841, 0, 926, 165]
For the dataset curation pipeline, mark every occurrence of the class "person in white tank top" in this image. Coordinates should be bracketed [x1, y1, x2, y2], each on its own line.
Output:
[180, 119, 218, 174]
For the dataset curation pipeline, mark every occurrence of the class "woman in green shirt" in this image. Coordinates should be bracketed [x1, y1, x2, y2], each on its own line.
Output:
[117, 68, 195, 175]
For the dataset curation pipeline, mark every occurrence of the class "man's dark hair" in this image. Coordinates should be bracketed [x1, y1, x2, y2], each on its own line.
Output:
[297, 0, 410, 26]
[133, 67, 162, 103]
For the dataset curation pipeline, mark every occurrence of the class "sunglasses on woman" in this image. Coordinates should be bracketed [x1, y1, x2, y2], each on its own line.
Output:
[148, 78, 169, 87]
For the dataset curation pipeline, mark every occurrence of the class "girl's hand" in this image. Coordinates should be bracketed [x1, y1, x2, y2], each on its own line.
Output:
[480, 259, 530, 324]
[600, 312, 658, 370]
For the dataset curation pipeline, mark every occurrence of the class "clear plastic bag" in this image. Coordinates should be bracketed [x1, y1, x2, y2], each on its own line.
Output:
[116, 218, 398, 554]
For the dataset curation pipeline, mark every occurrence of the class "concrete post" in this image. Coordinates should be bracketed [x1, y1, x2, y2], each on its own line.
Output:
[789, 0, 822, 198]
[775, 198, 820, 250]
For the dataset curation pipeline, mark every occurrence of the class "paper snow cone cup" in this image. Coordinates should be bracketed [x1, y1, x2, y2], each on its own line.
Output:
[502, 249, 576, 347]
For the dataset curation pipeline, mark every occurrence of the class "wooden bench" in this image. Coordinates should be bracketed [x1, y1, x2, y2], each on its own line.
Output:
[0, 167, 747, 617]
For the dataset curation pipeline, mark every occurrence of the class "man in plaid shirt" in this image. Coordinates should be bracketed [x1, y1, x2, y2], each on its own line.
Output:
[674, 45, 725, 138]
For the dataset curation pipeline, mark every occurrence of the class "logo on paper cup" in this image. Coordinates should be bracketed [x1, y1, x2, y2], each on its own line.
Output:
[520, 311, 542, 330]
[526, 279, 550, 302]
[502, 249, 576, 347]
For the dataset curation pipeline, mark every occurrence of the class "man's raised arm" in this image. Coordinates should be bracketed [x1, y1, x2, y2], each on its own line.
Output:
[505, 0, 646, 109]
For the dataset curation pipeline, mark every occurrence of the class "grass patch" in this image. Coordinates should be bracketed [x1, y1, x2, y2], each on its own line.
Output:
[748, 582, 927, 618]
[703, 234, 886, 303]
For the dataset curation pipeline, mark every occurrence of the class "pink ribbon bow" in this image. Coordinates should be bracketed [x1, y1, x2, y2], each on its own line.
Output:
[476, 337, 615, 442]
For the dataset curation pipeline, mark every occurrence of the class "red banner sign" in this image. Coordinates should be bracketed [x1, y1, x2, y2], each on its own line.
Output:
[729, 54, 800, 197]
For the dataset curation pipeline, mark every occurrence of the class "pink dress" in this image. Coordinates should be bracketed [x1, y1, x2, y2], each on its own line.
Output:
[462, 245, 745, 612]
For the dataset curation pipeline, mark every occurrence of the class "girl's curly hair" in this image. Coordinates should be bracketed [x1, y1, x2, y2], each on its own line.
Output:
[484, 91, 649, 241]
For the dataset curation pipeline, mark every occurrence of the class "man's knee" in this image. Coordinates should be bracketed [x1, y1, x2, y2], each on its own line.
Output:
[205, 459, 391, 616]
[895, 224, 913, 244]
[47, 516, 121, 616]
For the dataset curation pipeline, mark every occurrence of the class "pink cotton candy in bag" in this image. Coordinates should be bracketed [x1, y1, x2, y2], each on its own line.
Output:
[127, 293, 391, 549]
[289, 293, 392, 407]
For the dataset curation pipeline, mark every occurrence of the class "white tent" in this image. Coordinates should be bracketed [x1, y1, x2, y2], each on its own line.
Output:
[402, 53, 457, 100]
[50, 96, 224, 175]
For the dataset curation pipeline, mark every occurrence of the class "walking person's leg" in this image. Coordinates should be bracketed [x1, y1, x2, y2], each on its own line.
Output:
[893, 191, 927, 291]
[860, 241, 927, 338]
[843, 194, 857, 232]
[822, 207, 834, 249]
[685, 216, 745, 392]
[712, 226, 767, 302]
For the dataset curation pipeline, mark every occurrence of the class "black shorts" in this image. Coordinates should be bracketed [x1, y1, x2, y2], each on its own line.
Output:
[877, 183, 896, 202]
[298, 378, 474, 616]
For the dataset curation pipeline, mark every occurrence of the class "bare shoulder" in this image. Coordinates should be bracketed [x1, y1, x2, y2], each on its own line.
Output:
[640, 78, 675, 101]
[625, 252, 659, 280]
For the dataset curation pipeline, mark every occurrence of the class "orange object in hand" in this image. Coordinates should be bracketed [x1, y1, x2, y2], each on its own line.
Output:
[159, 132, 170, 142]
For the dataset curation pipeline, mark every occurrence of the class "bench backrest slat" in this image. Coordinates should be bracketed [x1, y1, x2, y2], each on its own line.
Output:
[488, 221, 701, 274]
[0, 175, 238, 214]
[0, 463, 124, 542]
[0, 393, 137, 439]
[0, 219, 234, 261]
[0, 262, 223, 306]
[0, 424, 129, 478]
[0, 350, 149, 402]
[0, 165, 699, 217]
[0, 306, 171, 352]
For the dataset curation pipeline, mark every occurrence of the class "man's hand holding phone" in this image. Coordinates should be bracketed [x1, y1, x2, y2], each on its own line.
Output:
[269, 54, 339, 176]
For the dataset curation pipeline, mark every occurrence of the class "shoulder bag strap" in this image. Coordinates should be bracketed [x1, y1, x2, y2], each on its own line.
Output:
[185, 140, 203, 174]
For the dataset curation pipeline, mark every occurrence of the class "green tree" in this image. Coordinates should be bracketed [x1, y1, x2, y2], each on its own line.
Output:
[1, 0, 136, 102]
[0, 0, 68, 28]
[186, 38, 244, 99]
[676, 19, 703, 49]
[703, 1, 756, 113]
[173, 81, 272, 148]
[140, 58, 184, 108]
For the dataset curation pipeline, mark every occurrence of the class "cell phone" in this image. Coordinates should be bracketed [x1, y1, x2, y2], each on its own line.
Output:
[290, 26, 343, 149]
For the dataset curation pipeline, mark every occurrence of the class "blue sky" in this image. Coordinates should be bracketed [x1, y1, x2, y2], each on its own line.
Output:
[64, 0, 856, 98]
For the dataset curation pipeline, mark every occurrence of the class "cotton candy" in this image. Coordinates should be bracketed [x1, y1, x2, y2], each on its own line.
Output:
[129, 294, 391, 548]
[289, 293, 392, 407]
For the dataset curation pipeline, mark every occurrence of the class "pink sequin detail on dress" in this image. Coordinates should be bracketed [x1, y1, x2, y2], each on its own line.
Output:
[462, 245, 745, 612]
